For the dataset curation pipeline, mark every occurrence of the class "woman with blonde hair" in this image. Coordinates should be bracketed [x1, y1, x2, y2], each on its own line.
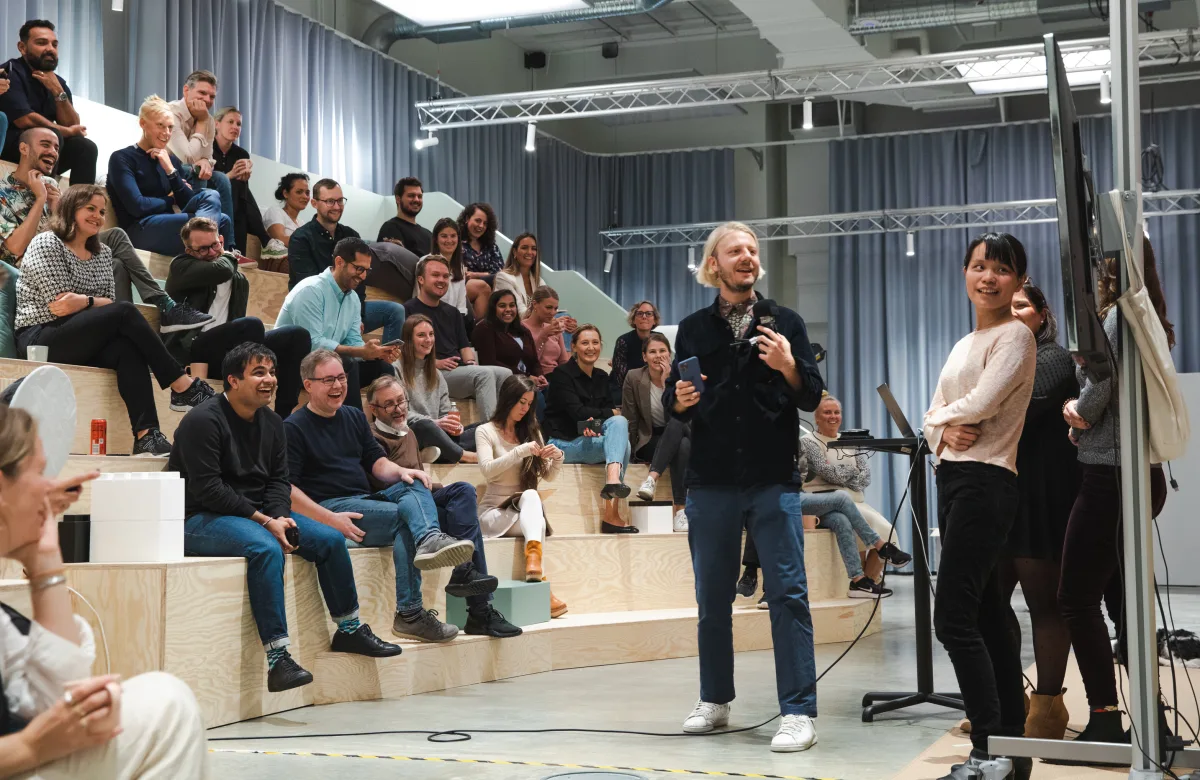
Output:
[0, 406, 209, 778]
[493, 232, 541, 316]
[609, 300, 660, 403]
[396, 314, 478, 464]
[106, 95, 235, 255]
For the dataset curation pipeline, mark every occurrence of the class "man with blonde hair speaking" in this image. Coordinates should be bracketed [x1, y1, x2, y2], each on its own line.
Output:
[664, 222, 825, 753]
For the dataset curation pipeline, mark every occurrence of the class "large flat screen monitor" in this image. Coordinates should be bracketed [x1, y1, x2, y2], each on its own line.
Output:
[1046, 33, 1111, 381]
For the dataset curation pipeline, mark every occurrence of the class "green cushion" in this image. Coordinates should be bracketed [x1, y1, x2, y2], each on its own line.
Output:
[0, 262, 19, 359]
[446, 579, 551, 628]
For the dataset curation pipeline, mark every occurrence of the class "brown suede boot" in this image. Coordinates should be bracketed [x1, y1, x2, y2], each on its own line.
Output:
[525, 540, 543, 582]
[550, 592, 568, 618]
[1025, 690, 1070, 740]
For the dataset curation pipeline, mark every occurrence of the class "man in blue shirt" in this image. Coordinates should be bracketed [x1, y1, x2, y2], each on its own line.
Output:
[285, 349, 474, 643]
[0, 20, 97, 184]
[275, 237, 399, 408]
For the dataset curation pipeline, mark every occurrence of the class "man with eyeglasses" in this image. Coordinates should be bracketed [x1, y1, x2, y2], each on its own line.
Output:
[285, 349, 477, 643]
[164, 216, 311, 414]
[287, 177, 406, 348]
[276, 236, 399, 408]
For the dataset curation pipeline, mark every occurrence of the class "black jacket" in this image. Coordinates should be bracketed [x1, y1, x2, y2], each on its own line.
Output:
[544, 359, 614, 441]
[664, 295, 823, 487]
[163, 253, 249, 364]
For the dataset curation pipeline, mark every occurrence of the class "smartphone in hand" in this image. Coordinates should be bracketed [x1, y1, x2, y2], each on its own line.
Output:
[678, 356, 705, 394]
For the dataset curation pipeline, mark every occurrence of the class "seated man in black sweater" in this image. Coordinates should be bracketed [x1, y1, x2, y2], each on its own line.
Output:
[169, 342, 402, 693]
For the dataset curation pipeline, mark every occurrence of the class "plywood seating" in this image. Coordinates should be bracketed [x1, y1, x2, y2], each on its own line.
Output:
[365, 286, 404, 305]
[0, 360, 220, 455]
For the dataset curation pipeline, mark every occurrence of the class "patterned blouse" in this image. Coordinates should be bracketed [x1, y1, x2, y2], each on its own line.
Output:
[462, 242, 504, 275]
[15, 232, 116, 329]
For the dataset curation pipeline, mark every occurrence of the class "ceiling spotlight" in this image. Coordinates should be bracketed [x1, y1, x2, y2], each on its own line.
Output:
[802, 98, 814, 130]
[525, 122, 537, 153]
[604, 251, 614, 273]
[1099, 71, 1112, 105]
[112, 0, 124, 9]
[413, 130, 439, 150]
[905, 231, 915, 257]
[687, 246, 696, 271]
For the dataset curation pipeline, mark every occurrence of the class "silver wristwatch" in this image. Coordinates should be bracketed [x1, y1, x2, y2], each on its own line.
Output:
[55, 91, 69, 102]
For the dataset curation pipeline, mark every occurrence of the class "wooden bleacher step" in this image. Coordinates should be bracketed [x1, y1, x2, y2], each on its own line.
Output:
[135, 249, 284, 326]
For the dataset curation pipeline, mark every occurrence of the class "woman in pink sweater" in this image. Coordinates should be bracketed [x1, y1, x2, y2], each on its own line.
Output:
[923, 232, 1036, 780]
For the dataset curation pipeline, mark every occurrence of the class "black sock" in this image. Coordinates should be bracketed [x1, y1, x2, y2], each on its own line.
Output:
[399, 606, 424, 621]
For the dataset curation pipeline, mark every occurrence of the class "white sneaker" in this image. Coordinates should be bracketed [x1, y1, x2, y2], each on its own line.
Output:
[673, 508, 689, 532]
[771, 714, 817, 752]
[637, 475, 657, 501]
[682, 700, 730, 733]
[419, 446, 441, 465]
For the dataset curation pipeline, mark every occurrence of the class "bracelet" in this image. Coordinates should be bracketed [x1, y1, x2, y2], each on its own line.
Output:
[30, 574, 67, 592]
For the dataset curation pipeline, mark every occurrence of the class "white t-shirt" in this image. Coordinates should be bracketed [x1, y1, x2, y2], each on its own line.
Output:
[203, 280, 233, 332]
[649, 381, 666, 427]
[262, 205, 301, 237]
[443, 278, 468, 315]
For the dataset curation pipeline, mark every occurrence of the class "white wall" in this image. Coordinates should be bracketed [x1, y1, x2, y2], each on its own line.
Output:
[1154, 373, 1200, 586]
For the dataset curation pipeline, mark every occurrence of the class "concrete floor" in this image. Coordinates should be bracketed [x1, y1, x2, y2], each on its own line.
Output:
[206, 578, 1200, 780]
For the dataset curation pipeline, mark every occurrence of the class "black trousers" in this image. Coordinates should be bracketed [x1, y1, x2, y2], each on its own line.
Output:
[3, 131, 97, 184]
[345, 359, 395, 409]
[933, 460, 1025, 754]
[634, 418, 691, 504]
[229, 179, 270, 252]
[410, 418, 480, 462]
[189, 319, 310, 416]
[16, 302, 184, 433]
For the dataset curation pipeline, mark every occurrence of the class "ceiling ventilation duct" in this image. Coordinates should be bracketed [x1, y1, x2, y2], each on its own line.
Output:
[848, 0, 1170, 34]
[363, 0, 676, 47]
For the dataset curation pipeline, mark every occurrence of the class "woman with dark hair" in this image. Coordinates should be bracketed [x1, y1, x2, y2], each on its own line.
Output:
[622, 332, 690, 529]
[1057, 235, 1173, 746]
[609, 300, 660, 404]
[396, 314, 478, 464]
[923, 232, 1036, 779]
[457, 202, 500, 316]
[472, 289, 546, 386]
[475, 374, 567, 618]
[262, 172, 310, 250]
[430, 217, 470, 317]
[14, 185, 215, 457]
[990, 281, 1080, 740]
[494, 232, 541, 316]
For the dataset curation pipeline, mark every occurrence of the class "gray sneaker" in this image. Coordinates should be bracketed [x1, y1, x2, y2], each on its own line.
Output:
[392, 608, 459, 643]
[413, 532, 475, 571]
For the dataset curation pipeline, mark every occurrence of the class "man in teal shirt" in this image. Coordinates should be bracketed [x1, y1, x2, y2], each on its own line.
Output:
[275, 237, 400, 408]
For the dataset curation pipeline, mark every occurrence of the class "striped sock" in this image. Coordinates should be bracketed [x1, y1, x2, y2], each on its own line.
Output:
[336, 616, 361, 635]
[266, 647, 288, 669]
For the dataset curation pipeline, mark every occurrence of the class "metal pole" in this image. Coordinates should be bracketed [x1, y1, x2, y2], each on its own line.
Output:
[1110, 0, 1160, 777]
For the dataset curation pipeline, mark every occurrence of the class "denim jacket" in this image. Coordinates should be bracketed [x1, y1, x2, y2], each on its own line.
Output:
[665, 294, 823, 487]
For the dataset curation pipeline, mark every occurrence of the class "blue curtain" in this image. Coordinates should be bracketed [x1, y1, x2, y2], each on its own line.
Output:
[829, 109, 1200, 550]
[118, 0, 733, 323]
[0, 1, 105, 101]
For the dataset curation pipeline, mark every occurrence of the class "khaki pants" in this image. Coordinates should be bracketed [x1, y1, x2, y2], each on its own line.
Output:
[19, 672, 209, 780]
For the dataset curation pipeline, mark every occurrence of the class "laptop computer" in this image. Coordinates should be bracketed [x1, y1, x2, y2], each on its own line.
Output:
[876, 383, 917, 439]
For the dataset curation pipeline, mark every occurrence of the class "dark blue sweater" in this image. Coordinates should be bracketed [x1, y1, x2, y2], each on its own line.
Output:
[284, 405, 386, 503]
[106, 144, 195, 229]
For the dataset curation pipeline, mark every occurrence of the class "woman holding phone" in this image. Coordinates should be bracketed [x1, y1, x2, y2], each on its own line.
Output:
[522, 286, 576, 376]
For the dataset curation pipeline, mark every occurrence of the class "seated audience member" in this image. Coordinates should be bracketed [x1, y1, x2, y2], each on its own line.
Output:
[544, 324, 634, 533]
[170, 343, 401, 691]
[476, 374, 568, 618]
[106, 95, 235, 256]
[365, 376, 521, 637]
[522, 285, 577, 376]
[429, 217, 469, 317]
[274, 237, 399, 408]
[0, 128, 211, 352]
[471, 289, 545, 388]
[398, 314, 479, 464]
[166, 71, 236, 245]
[622, 332, 689, 530]
[165, 217, 310, 415]
[212, 106, 270, 256]
[15, 185, 215, 456]
[364, 240, 420, 304]
[287, 177, 405, 344]
[609, 300, 659, 404]
[0, 406, 209, 778]
[404, 255, 511, 419]
[457, 202, 500, 317]
[262, 172, 309, 250]
[0, 20, 97, 184]
[378, 176, 432, 256]
[284, 349, 476, 643]
[493, 232, 541, 317]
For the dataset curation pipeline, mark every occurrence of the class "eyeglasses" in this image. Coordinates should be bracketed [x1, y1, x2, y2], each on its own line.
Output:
[370, 399, 406, 413]
[190, 240, 222, 255]
[310, 374, 348, 387]
[634, 310, 656, 319]
[346, 262, 370, 278]
[315, 197, 347, 206]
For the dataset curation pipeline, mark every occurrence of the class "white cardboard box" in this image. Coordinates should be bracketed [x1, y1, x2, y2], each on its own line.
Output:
[630, 503, 674, 535]
[90, 472, 185, 523]
[89, 519, 184, 563]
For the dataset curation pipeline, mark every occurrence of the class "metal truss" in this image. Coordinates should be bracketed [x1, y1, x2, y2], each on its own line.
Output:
[417, 28, 1200, 130]
[599, 189, 1200, 250]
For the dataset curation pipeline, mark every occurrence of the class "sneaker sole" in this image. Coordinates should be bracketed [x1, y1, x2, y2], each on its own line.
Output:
[445, 576, 500, 598]
[132, 450, 169, 458]
[392, 627, 459, 643]
[682, 718, 729, 734]
[636, 488, 655, 501]
[158, 321, 211, 334]
[465, 625, 524, 638]
[770, 735, 817, 753]
[756, 601, 769, 610]
[601, 484, 632, 500]
[169, 402, 199, 412]
[413, 540, 475, 571]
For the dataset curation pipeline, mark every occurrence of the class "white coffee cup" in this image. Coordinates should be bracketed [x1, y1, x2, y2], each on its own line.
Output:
[27, 346, 49, 362]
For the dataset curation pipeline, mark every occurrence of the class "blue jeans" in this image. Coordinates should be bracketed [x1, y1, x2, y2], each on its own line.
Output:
[550, 415, 630, 480]
[185, 168, 234, 236]
[433, 481, 492, 607]
[363, 300, 406, 344]
[320, 480, 439, 613]
[803, 491, 880, 580]
[126, 189, 235, 256]
[183, 512, 359, 651]
[687, 484, 816, 716]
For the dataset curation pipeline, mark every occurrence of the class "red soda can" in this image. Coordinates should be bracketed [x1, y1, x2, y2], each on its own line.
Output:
[90, 419, 106, 456]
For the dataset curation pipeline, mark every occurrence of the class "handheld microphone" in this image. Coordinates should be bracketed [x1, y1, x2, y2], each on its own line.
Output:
[749, 298, 778, 344]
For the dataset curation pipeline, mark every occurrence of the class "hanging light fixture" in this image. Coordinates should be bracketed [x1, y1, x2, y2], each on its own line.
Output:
[604, 252, 614, 273]
[525, 122, 537, 153]
[802, 99, 814, 130]
[413, 130, 439, 150]
[905, 231, 915, 257]
[687, 246, 696, 271]
[1099, 71, 1112, 105]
